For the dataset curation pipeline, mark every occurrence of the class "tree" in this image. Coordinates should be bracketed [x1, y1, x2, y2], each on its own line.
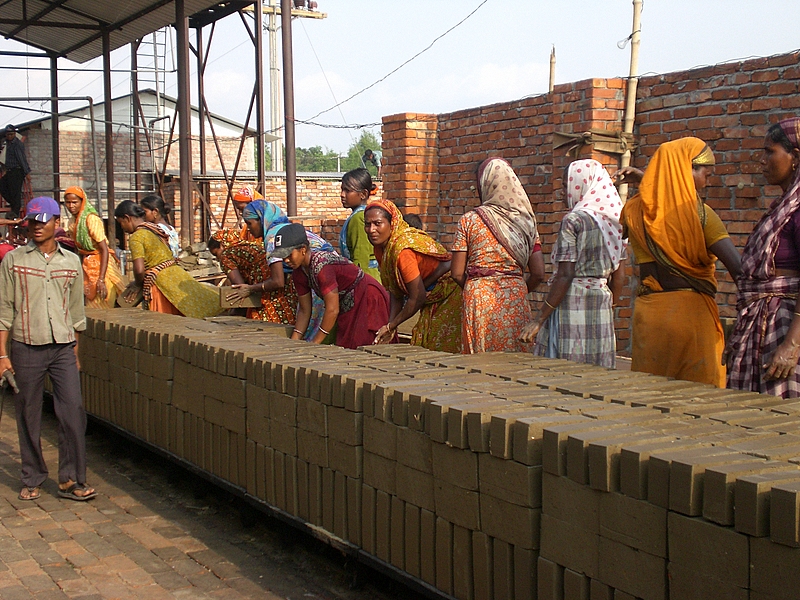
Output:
[341, 131, 382, 176]
[295, 145, 340, 172]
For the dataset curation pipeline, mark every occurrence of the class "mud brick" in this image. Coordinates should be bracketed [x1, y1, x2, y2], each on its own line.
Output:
[396, 464, 435, 511]
[542, 473, 600, 533]
[514, 547, 537, 600]
[735, 469, 800, 536]
[296, 397, 327, 435]
[332, 471, 347, 538]
[138, 374, 153, 401]
[402, 503, 420, 578]
[268, 391, 297, 426]
[396, 427, 433, 473]
[543, 420, 629, 476]
[537, 556, 564, 600]
[388, 495, 405, 569]
[597, 536, 664, 600]
[361, 484, 376, 554]
[613, 592, 636, 600]
[135, 349, 153, 378]
[619, 437, 708, 499]
[669, 451, 759, 516]
[669, 512, 748, 589]
[296, 459, 310, 521]
[472, 532, 492, 600]
[482, 494, 539, 549]
[770, 480, 800, 546]
[297, 429, 327, 467]
[328, 440, 362, 478]
[447, 398, 509, 449]
[512, 413, 587, 466]
[667, 561, 747, 600]
[432, 442, 478, 490]
[589, 580, 612, 600]
[588, 433, 676, 493]
[728, 433, 800, 457]
[466, 403, 516, 454]
[434, 478, 480, 530]
[563, 569, 589, 600]
[391, 382, 445, 427]
[540, 513, 599, 579]
[435, 517, 453, 595]
[647, 447, 739, 509]
[479, 453, 541, 508]
[364, 451, 396, 494]
[314, 465, 330, 530]
[750, 536, 800, 599]
[341, 373, 376, 412]
[420, 509, 436, 586]
[452, 525, 474, 600]
[363, 417, 397, 460]
[327, 406, 362, 446]
[703, 460, 788, 526]
[492, 539, 513, 600]
[568, 427, 654, 486]
[427, 392, 488, 443]
[492, 408, 562, 459]
[598, 491, 667, 557]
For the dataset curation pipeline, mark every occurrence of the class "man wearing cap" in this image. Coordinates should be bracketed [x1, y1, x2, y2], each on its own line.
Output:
[0, 125, 31, 218]
[0, 197, 95, 501]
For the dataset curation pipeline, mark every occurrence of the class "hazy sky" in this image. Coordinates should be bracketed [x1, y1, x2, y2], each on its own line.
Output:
[0, 0, 799, 154]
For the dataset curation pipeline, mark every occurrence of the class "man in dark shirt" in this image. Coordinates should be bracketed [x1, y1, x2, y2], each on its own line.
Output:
[0, 125, 31, 218]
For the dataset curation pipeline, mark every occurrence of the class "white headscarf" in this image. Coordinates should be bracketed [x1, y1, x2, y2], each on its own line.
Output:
[565, 159, 625, 269]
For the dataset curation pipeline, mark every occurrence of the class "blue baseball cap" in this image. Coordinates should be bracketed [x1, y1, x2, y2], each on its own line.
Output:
[25, 197, 60, 222]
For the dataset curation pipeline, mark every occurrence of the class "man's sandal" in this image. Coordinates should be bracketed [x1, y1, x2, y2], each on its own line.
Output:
[18, 486, 40, 501]
[58, 483, 96, 502]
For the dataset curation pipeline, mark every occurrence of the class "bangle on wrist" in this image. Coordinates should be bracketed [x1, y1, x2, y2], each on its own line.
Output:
[0, 355, 8, 359]
[293, 329, 304, 336]
[319, 326, 330, 336]
[544, 299, 557, 310]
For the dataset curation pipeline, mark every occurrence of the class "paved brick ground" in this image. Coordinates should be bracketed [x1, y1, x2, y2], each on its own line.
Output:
[0, 396, 419, 600]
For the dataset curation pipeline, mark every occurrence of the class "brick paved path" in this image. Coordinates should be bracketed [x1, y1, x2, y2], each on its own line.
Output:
[0, 397, 418, 600]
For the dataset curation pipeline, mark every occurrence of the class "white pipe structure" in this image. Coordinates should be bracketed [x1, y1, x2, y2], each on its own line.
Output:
[618, 0, 642, 203]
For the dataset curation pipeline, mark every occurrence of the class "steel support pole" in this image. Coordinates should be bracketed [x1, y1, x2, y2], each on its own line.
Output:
[131, 41, 142, 201]
[102, 29, 116, 247]
[280, 0, 296, 216]
[196, 26, 208, 238]
[618, 0, 642, 203]
[254, 0, 266, 192]
[268, 0, 282, 172]
[176, 0, 193, 246]
[49, 54, 59, 198]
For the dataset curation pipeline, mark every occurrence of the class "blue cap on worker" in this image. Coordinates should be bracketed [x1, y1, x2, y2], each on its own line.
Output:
[25, 197, 60, 222]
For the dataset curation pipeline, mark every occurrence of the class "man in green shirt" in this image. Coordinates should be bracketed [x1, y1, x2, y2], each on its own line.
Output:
[0, 197, 95, 502]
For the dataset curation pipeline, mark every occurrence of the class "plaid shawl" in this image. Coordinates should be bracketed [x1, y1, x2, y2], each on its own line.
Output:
[305, 250, 363, 313]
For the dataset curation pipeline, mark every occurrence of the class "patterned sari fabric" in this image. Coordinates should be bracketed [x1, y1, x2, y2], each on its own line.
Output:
[210, 229, 297, 324]
[366, 199, 462, 353]
[300, 250, 390, 349]
[65, 186, 128, 309]
[454, 212, 532, 353]
[621, 137, 726, 386]
[727, 118, 800, 397]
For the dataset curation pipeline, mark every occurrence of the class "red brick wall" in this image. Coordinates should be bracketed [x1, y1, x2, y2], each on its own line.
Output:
[381, 50, 800, 352]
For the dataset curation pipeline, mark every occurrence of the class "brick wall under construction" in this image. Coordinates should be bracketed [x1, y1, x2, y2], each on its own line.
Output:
[379, 50, 800, 354]
[78, 309, 800, 600]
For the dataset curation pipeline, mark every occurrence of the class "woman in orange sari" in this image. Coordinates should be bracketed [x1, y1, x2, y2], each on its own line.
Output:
[63, 186, 127, 309]
[366, 199, 461, 352]
[621, 137, 741, 386]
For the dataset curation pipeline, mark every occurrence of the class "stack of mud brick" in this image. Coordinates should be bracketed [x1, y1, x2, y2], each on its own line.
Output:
[78, 309, 800, 600]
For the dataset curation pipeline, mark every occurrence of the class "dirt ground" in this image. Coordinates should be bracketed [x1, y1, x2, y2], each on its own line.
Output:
[0, 395, 425, 599]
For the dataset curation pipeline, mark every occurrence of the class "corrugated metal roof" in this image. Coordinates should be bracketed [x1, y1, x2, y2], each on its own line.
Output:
[0, 0, 231, 63]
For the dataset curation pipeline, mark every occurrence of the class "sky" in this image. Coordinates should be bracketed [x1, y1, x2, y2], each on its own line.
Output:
[0, 0, 799, 155]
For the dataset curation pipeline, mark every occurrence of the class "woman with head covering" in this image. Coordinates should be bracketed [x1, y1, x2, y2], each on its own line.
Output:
[520, 160, 625, 367]
[140, 195, 179, 258]
[451, 157, 544, 353]
[114, 201, 221, 318]
[207, 228, 297, 324]
[620, 137, 741, 386]
[273, 223, 390, 349]
[63, 186, 128, 309]
[233, 185, 263, 241]
[727, 118, 800, 397]
[339, 168, 381, 282]
[366, 198, 462, 352]
[242, 199, 334, 340]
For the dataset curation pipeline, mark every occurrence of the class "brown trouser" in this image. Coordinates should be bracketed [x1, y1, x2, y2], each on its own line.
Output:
[11, 340, 87, 488]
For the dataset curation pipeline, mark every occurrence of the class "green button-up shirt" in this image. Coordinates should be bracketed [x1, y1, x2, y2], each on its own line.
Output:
[0, 242, 86, 345]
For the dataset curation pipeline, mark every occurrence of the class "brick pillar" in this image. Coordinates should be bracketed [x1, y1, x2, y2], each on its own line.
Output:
[381, 113, 439, 222]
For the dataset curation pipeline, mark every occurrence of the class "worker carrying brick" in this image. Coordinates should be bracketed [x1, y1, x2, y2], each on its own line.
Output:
[0, 196, 96, 502]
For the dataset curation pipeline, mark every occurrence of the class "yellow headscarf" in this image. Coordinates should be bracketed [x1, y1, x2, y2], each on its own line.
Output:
[622, 137, 717, 294]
